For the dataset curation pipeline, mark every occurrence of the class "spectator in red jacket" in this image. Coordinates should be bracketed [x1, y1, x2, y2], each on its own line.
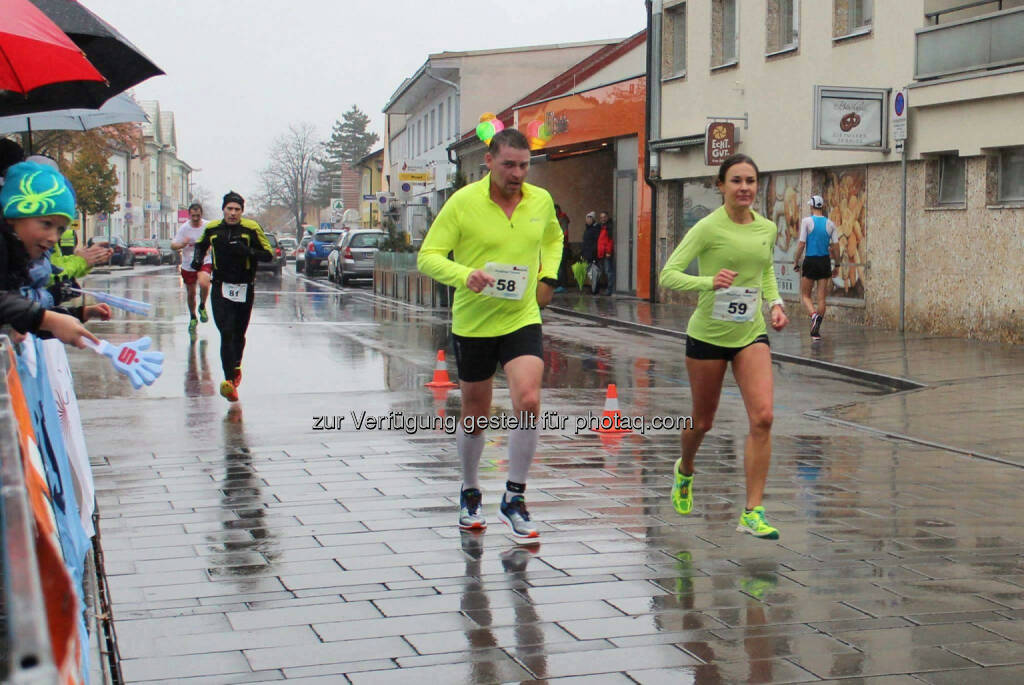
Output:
[596, 211, 615, 296]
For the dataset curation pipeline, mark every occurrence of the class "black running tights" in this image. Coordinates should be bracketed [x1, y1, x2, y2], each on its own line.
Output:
[210, 281, 254, 380]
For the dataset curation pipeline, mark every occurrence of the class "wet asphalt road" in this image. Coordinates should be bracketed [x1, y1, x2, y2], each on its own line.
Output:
[71, 266, 1024, 683]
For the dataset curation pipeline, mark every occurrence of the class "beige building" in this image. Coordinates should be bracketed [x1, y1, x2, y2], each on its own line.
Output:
[383, 39, 620, 242]
[139, 101, 193, 239]
[650, 0, 1024, 342]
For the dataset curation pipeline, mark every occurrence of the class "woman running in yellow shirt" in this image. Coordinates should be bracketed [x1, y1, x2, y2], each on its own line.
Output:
[659, 154, 789, 539]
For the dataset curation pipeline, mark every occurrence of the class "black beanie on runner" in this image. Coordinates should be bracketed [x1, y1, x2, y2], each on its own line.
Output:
[222, 190, 245, 210]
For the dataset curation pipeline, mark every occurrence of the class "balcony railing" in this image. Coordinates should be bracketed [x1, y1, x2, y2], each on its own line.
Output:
[915, 6, 1024, 80]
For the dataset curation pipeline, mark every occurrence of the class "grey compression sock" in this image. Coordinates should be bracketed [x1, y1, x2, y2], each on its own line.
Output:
[507, 425, 538, 486]
[457, 430, 485, 490]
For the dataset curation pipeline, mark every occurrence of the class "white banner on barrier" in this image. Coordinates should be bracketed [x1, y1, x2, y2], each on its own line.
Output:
[42, 339, 95, 538]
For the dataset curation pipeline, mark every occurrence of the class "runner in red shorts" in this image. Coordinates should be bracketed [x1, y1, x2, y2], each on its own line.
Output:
[172, 203, 212, 335]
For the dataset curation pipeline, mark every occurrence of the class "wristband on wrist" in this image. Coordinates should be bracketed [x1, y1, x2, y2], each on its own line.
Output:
[540, 277, 558, 287]
[768, 298, 784, 309]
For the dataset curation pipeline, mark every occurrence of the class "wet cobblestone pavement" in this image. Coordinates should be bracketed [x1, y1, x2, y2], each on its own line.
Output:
[74, 270, 1024, 683]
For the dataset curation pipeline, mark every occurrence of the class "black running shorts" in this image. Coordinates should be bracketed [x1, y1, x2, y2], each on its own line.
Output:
[801, 256, 832, 281]
[452, 324, 543, 383]
[685, 334, 770, 362]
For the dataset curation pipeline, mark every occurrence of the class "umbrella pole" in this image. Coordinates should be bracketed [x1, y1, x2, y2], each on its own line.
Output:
[26, 120, 33, 155]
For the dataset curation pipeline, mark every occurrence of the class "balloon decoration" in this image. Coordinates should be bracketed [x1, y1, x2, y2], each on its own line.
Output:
[475, 112, 505, 146]
[476, 111, 555, 150]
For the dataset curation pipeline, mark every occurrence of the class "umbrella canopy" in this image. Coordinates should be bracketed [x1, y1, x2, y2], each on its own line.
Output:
[0, 0, 104, 93]
[0, 92, 148, 135]
[0, 0, 163, 115]
[31, 0, 163, 95]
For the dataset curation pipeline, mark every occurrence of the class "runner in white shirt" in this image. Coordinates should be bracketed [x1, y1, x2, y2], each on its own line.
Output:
[172, 202, 212, 334]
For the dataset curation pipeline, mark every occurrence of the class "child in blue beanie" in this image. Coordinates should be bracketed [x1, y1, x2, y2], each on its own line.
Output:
[0, 162, 106, 344]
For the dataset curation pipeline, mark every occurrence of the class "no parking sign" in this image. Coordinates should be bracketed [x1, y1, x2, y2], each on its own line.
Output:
[892, 88, 907, 142]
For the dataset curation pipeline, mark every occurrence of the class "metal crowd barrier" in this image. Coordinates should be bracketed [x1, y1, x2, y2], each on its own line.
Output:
[0, 337, 59, 684]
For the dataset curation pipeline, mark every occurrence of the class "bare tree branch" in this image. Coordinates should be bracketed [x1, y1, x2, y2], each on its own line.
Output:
[259, 123, 323, 240]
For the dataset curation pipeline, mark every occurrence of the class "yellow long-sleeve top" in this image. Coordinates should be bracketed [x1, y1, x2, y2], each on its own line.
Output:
[659, 205, 781, 347]
[417, 174, 563, 337]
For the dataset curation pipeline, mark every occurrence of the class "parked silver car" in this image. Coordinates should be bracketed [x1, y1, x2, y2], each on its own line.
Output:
[329, 229, 385, 284]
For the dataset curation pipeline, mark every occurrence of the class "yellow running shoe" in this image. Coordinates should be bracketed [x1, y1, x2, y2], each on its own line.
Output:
[671, 458, 693, 515]
[219, 380, 239, 402]
[737, 506, 780, 540]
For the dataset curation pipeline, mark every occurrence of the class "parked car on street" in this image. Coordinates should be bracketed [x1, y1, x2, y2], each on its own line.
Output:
[278, 236, 297, 260]
[304, 229, 344, 276]
[256, 233, 285, 276]
[294, 234, 313, 273]
[88, 235, 134, 267]
[329, 229, 385, 284]
[156, 239, 180, 265]
[129, 239, 162, 265]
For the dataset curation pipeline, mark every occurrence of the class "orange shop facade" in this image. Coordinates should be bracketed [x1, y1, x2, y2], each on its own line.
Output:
[510, 76, 653, 299]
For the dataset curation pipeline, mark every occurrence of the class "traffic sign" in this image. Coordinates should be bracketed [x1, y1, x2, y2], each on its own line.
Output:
[320, 222, 332, 230]
[362, 194, 376, 201]
[892, 88, 907, 142]
[330, 198, 344, 211]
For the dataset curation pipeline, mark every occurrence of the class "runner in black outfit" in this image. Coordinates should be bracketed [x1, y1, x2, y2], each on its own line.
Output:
[191, 191, 272, 402]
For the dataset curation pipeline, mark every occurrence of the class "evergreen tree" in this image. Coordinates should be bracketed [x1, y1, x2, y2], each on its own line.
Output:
[319, 105, 380, 205]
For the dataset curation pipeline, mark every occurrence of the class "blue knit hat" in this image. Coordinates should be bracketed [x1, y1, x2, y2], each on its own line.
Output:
[1, 161, 76, 222]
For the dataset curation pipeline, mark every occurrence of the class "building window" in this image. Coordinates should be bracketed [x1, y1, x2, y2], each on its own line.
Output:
[429, 109, 435, 149]
[834, 0, 871, 39]
[938, 155, 966, 205]
[438, 102, 445, 142]
[711, 0, 738, 68]
[447, 96, 453, 139]
[766, 0, 798, 54]
[663, 2, 686, 78]
[998, 147, 1024, 202]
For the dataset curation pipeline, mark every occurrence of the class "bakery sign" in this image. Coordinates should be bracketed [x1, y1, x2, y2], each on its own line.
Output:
[705, 121, 736, 166]
[813, 86, 887, 151]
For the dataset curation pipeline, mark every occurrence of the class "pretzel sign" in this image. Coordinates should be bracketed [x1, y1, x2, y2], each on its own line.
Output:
[83, 336, 164, 389]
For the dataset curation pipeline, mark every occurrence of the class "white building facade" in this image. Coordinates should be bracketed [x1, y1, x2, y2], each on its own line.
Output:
[383, 40, 620, 242]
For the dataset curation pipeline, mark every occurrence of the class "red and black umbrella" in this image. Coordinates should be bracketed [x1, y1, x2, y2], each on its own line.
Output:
[0, 0, 104, 95]
[0, 0, 163, 115]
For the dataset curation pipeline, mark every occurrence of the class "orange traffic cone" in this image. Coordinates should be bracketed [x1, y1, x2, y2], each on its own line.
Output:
[425, 350, 458, 388]
[593, 384, 632, 434]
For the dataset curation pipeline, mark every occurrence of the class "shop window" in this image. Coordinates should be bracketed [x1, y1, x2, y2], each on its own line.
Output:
[663, 1, 687, 78]
[711, 0, 738, 68]
[998, 147, 1024, 202]
[766, 0, 798, 55]
[938, 155, 966, 205]
[834, 0, 872, 39]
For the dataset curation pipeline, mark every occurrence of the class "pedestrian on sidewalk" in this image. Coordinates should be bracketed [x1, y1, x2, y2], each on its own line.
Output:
[417, 128, 563, 540]
[554, 203, 571, 293]
[581, 212, 600, 293]
[191, 191, 273, 403]
[173, 202, 212, 335]
[659, 153, 789, 540]
[596, 210, 615, 296]
[792, 195, 839, 340]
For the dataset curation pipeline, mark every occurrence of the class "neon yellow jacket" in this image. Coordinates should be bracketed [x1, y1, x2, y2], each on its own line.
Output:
[418, 174, 563, 337]
[660, 206, 780, 347]
[49, 251, 90, 280]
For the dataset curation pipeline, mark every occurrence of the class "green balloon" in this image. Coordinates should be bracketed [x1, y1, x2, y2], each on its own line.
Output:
[476, 121, 496, 142]
[539, 123, 552, 139]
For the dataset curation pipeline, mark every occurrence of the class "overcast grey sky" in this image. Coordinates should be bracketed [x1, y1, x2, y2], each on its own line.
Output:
[84, 0, 646, 204]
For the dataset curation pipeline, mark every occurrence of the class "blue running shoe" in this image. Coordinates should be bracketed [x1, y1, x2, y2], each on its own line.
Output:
[458, 488, 486, 530]
[498, 495, 539, 539]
